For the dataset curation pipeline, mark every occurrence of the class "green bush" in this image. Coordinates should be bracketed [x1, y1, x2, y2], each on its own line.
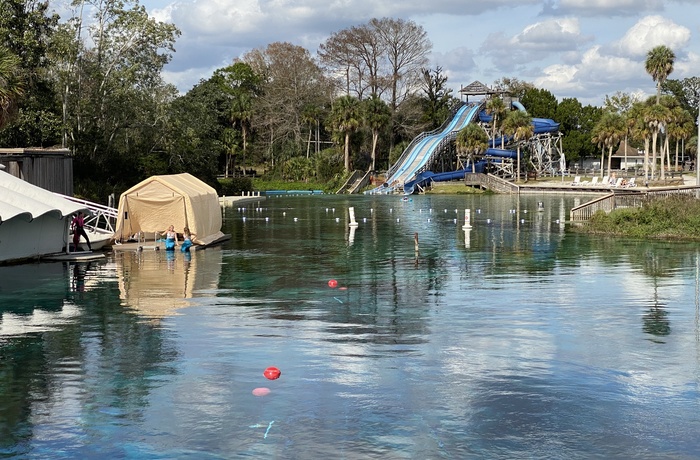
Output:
[219, 177, 253, 196]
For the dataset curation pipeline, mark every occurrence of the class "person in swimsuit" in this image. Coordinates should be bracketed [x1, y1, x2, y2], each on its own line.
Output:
[163, 225, 178, 250]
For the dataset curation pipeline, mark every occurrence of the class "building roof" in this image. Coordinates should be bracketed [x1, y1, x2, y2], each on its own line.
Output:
[0, 170, 86, 224]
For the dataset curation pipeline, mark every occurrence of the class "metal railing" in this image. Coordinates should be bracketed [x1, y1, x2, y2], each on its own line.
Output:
[55, 193, 118, 233]
[570, 186, 700, 221]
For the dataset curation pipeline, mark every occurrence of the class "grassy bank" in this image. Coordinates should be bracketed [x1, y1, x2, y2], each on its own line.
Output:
[574, 195, 700, 240]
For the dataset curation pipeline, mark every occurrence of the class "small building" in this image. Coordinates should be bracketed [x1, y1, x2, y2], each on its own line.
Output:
[0, 147, 74, 196]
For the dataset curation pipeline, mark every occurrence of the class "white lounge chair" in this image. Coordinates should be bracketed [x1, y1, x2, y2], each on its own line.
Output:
[610, 177, 624, 187]
[625, 177, 636, 188]
[571, 176, 581, 186]
[590, 176, 599, 186]
[601, 175, 609, 185]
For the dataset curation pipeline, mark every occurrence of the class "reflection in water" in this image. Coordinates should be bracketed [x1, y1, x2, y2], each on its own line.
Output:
[116, 247, 223, 321]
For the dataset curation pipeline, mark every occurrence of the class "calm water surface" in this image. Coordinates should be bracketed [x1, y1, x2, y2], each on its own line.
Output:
[1, 194, 699, 459]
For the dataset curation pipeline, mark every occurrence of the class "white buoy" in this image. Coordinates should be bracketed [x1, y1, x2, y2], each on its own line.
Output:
[294, 217, 298, 222]
[487, 218, 491, 224]
[348, 207, 359, 227]
[335, 217, 340, 222]
[462, 209, 472, 229]
[283, 211, 286, 216]
[538, 202, 544, 212]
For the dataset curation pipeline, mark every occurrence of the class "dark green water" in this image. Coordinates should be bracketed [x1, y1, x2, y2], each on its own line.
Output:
[1, 194, 699, 458]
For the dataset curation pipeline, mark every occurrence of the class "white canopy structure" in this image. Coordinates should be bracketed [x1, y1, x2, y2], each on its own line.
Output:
[0, 171, 87, 263]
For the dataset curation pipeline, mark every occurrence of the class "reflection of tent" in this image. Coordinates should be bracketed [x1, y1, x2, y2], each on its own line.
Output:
[0, 170, 87, 263]
[113, 173, 224, 245]
[117, 248, 222, 321]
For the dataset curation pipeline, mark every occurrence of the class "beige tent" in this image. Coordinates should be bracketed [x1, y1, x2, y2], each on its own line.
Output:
[114, 173, 224, 245]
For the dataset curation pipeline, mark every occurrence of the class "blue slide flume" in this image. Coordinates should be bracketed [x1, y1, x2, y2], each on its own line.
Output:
[369, 103, 481, 194]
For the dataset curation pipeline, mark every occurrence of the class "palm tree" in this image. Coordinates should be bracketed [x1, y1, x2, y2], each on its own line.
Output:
[362, 95, 391, 171]
[629, 102, 652, 180]
[644, 102, 672, 179]
[645, 45, 675, 105]
[591, 112, 625, 178]
[485, 96, 507, 148]
[230, 92, 252, 175]
[331, 95, 361, 172]
[0, 47, 25, 130]
[456, 123, 488, 171]
[502, 110, 533, 182]
[301, 104, 322, 158]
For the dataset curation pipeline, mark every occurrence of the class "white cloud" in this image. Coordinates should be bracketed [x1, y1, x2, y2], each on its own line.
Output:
[514, 18, 588, 51]
[674, 51, 700, 78]
[614, 15, 691, 57]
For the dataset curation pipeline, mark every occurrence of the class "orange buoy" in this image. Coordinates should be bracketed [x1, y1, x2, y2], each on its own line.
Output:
[328, 279, 338, 288]
[263, 366, 281, 380]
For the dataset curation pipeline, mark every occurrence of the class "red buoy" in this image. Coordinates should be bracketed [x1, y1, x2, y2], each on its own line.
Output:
[263, 366, 281, 380]
[328, 279, 338, 288]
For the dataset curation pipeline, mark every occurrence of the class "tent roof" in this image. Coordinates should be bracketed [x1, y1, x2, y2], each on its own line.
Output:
[121, 173, 216, 198]
[0, 171, 87, 224]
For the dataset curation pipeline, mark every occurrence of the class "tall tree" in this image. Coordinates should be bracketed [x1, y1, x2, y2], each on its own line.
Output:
[362, 95, 391, 171]
[502, 110, 533, 181]
[244, 42, 331, 166]
[456, 123, 488, 171]
[520, 87, 558, 119]
[0, 47, 24, 130]
[53, 0, 180, 196]
[212, 62, 261, 176]
[555, 98, 601, 166]
[369, 17, 431, 111]
[419, 66, 457, 130]
[331, 95, 361, 172]
[644, 101, 672, 180]
[645, 45, 675, 105]
[485, 96, 507, 148]
[0, 0, 60, 146]
[591, 111, 625, 177]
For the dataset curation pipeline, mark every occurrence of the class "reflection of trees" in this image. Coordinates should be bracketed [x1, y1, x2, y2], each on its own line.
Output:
[0, 260, 176, 452]
[643, 304, 671, 339]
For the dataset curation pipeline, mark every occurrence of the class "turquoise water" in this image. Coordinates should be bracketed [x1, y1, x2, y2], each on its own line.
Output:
[1, 194, 700, 459]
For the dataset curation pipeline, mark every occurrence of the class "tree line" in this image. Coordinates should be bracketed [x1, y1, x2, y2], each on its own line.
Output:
[0, 0, 698, 200]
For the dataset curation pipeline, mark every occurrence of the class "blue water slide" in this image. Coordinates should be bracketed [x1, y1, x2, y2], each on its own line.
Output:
[369, 103, 482, 194]
[403, 148, 520, 193]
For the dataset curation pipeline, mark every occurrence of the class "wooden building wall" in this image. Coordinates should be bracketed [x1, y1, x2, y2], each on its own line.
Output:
[0, 148, 73, 196]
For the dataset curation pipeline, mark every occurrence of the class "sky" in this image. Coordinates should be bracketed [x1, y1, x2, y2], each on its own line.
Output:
[68, 0, 700, 107]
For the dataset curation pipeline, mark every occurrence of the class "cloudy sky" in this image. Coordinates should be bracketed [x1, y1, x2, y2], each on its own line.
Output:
[110, 0, 700, 106]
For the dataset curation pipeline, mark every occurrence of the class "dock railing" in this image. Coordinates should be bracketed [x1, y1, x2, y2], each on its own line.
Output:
[55, 193, 118, 233]
[464, 173, 520, 194]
